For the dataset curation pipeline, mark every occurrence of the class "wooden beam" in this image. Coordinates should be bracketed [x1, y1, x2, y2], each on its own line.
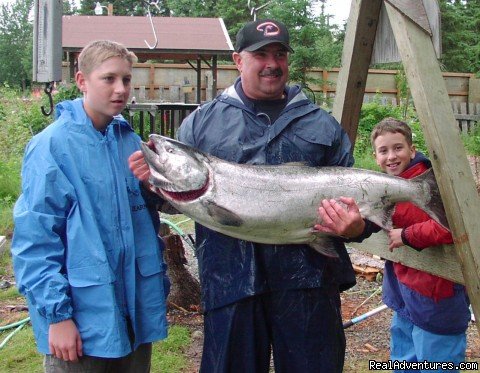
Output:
[386, 0, 432, 35]
[384, 1, 480, 333]
[348, 231, 463, 285]
[332, 0, 383, 146]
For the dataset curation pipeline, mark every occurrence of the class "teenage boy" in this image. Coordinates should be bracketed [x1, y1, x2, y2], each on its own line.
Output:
[12, 40, 169, 372]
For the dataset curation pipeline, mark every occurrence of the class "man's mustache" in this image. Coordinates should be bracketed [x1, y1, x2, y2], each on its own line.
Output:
[259, 68, 283, 77]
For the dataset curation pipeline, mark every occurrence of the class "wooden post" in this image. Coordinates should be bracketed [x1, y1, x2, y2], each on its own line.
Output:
[148, 64, 155, 100]
[332, 0, 383, 147]
[384, 1, 480, 332]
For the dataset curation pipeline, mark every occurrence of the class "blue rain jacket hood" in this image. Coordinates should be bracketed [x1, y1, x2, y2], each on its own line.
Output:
[12, 98, 169, 357]
[177, 79, 366, 312]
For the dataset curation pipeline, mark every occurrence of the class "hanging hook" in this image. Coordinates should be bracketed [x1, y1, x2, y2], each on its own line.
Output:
[247, 0, 272, 21]
[41, 82, 54, 117]
[144, 1, 159, 49]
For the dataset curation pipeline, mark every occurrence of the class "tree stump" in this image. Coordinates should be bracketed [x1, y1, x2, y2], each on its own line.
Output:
[162, 227, 201, 312]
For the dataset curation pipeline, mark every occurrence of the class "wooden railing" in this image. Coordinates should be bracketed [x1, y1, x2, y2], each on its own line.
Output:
[452, 102, 480, 133]
[125, 103, 199, 140]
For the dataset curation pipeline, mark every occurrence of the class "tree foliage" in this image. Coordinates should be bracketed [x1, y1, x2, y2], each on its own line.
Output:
[439, 0, 480, 74]
[0, 0, 34, 90]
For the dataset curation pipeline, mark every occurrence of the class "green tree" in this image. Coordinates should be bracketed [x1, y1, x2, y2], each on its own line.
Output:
[440, 0, 480, 74]
[0, 0, 34, 90]
[63, 0, 76, 15]
[166, 0, 252, 43]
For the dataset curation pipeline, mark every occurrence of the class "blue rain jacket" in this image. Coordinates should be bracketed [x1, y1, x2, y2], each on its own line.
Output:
[12, 98, 168, 357]
[178, 78, 363, 312]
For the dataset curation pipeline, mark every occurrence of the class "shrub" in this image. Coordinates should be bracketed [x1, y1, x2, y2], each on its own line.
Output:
[462, 124, 480, 155]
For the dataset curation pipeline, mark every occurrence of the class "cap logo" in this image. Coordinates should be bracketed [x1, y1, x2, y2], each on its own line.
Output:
[256, 22, 280, 37]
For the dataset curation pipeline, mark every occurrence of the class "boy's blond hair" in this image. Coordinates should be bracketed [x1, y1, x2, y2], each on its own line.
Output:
[370, 117, 413, 150]
[77, 40, 137, 76]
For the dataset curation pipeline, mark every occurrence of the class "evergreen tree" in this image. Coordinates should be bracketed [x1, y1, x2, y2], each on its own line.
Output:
[0, 0, 34, 90]
[440, 0, 480, 74]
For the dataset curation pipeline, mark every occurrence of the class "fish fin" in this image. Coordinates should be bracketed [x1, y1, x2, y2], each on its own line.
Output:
[360, 203, 394, 230]
[203, 200, 244, 227]
[309, 238, 339, 258]
[411, 169, 449, 228]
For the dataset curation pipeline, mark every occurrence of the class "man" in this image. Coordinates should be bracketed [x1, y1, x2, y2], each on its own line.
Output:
[174, 19, 375, 372]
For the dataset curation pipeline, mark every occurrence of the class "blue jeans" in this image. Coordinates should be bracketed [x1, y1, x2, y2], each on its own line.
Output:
[390, 312, 466, 373]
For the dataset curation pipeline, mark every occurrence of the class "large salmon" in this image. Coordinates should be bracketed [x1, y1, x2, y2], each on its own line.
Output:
[141, 135, 447, 257]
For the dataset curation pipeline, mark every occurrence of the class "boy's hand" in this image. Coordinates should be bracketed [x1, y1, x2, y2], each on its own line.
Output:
[49, 319, 83, 362]
[129, 141, 153, 183]
[388, 228, 404, 251]
[314, 197, 365, 239]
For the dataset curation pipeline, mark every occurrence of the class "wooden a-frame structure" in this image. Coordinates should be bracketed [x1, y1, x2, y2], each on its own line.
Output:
[333, 0, 480, 333]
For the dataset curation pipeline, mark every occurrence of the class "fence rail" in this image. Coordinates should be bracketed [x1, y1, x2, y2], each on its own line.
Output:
[125, 103, 198, 140]
[362, 96, 480, 133]
[125, 99, 479, 141]
[452, 102, 480, 133]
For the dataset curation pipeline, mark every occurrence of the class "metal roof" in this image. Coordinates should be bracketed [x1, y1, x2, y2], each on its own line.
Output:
[62, 15, 234, 61]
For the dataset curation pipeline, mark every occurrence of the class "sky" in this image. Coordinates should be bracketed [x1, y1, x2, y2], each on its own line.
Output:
[0, 0, 353, 26]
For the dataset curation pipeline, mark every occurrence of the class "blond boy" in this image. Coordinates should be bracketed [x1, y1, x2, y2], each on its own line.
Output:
[12, 40, 169, 372]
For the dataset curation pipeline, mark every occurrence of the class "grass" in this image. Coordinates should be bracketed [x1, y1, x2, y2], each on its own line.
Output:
[0, 323, 192, 373]
[0, 201, 15, 239]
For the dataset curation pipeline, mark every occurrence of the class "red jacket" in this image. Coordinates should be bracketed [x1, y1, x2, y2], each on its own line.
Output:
[392, 161, 454, 302]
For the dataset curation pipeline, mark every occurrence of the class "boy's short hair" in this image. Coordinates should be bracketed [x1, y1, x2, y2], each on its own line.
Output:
[370, 117, 413, 149]
[78, 40, 137, 76]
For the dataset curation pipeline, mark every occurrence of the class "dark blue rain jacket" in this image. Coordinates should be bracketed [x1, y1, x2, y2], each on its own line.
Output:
[177, 78, 361, 312]
[12, 99, 169, 357]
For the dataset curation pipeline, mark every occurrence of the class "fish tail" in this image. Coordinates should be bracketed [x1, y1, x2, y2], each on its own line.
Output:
[411, 168, 449, 228]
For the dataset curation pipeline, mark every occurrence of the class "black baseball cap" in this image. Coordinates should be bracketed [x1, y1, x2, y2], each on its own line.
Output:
[235, 19, 294, 53]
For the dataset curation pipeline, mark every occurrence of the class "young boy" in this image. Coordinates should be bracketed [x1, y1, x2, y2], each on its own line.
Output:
[371, 117, 470, 371]
[11, 40, 169, 372]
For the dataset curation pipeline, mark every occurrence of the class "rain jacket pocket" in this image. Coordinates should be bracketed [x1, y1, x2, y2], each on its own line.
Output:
[68, 263, 115, 287]
[290, 125, 335, 165]
[136, 253, 163, 277]
[293, 125, 334, 147]
[137, 253, 169, 303]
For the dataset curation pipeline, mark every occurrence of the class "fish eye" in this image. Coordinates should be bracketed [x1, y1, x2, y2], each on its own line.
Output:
[166, 147, 174, 153]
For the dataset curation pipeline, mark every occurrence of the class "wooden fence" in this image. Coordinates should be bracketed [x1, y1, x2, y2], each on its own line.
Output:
[62, 62, 480, 106]
[362, 96, 480, 133]
[452, 102, 480, 133]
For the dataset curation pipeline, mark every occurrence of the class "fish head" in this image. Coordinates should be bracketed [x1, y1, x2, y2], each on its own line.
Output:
[140, 135, 209, 202]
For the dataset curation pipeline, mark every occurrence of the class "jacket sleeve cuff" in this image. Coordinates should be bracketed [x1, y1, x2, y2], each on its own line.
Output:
[401, 227, 422, 251]
[48, 314, 73, 324]
[46, 299, 74, 324]
[346, 219, 382, 243]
